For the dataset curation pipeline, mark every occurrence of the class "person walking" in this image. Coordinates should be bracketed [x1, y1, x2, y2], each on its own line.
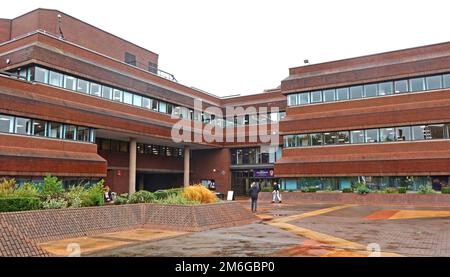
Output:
[272, 181, 282, 203]
[249, 182, 260, 213]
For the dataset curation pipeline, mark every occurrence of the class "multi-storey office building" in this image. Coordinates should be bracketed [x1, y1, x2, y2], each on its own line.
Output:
[0, 9, 449, 195]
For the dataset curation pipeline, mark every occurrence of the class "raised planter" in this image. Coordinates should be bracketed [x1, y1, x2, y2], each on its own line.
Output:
[258, 192, 450, 206]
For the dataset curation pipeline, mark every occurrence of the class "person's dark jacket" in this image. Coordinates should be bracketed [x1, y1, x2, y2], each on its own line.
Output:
[273, 183, 280, 191]
[249, 185, 260, 199]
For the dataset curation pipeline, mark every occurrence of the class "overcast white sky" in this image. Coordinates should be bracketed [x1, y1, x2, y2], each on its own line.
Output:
[2, 0, 449, 96]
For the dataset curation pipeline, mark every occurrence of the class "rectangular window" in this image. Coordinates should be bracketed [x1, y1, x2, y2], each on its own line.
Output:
[148, 62, 158, 74]
[166, 104, 173, 115]
[113, 89, 123, 102]
[323, 89, 336, 102]
[284, 135, 295, 148]
[297, 134, 310, 147]
[350, 130, 364, 144]
[123, 92, 133, 105]
[287, 94, 298, 106]
[310, 91, 322, 103]
[444, 74, 450, 88]
[426, 75, 443, 90]
[380, 128, 396, 142]
[48, 122, 62, 139]
[76, 126, 90, 141]
[151, 99, 159, 111]
[100, 139, 111, 151]
[0, 115, 13, 133]
[310, 133, 323, 146]
[425, 124, 445, 139]
[365, 129, 379, 143]
[77, 79, 90, 93]
[394, 80, 408, 93]
[125, 52, 136, 66]
[64, 125, 76, 140]
[133, 94, 142, 107]
[101, 86, 112, 99]
[32, 120, 46, 137]
[15, 117, 31, 135]
[364, 84, 378, 97]
[120, 141, 129, 152]
[350, 85, 363, 99]
[378, 81, 393, 96]
[159, 102, 167, 113]
[34, 67, 49, 83]
[396, 126, 411, 141]
[323, 132, 338, 145]
[336, 87, 349, 100]
[142, 97, 151, 109]
[298, 92, 310, 105]
[49, 71, 63, 87]
[412, 125, 426, 140]
[64, 75, 77, 90]
[409, 77, 425, 92]
[137, 143, 144, 154]
[90, 83, 102, 97]
[337, 131, 350, 144]
[110, 140, 120, 152]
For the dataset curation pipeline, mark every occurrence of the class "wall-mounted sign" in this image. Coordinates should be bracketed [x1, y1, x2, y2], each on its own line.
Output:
[254, 169, 274, 178]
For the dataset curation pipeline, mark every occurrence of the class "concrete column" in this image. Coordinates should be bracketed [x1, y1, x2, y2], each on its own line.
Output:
[129, 138, 137, 195]
[184, 145, 190, 187]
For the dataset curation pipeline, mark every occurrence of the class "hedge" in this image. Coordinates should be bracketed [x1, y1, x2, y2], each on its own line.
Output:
[0, 197, 41, 212]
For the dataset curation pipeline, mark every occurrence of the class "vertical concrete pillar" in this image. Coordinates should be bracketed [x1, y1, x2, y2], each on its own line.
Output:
[184, 145, 190, 187]
[129, 138, 137, 195]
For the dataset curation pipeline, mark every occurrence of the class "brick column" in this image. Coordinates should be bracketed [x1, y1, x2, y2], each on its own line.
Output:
[184, 145, 190, 187]
[129, 138, 137, 195]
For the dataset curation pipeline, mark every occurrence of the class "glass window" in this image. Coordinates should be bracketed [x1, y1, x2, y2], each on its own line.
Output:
[310, 91, 322, 103]
[159, 102, 167, 113]
[113, 89, 122, 102]
[151, 99, 159, 111]
[380, 128, 395, 142]
[337, 131, 350, 144]
[409, 77, 425, 92]
[100, 139, 110, 151]
[323, 89, 336, 102]
[412, 125, 426, 140]
[323, 132, 338, 145]
[310, 133, 323, 146]
[101, 86, 112, 99]
[120, 141, 129, 152]
[90, 83, 102, 97]
[287, 94, 297, 106]
[137, 143, 144, 154]
[110, 140, 120, 152]
[64, 75, 77, 90]
[426, 75, 443, 90]
[77, 79, 90, 93]
[167, 104, 173, 115]
[396, 126, 411, 141]
[444, 74, 450, 88]
[49, 71, 63, 87]
[15, 117, 31, 135]
[365, 129, 379, 143]
[34, 67, 48, 83]
[394, 80, 408, 93]
[350, 130, 364, 144]
[48, 122, 62, 139]
[284, 135, 296, 148]
[378, 81, 393, 96]
[297, 134, 310, 147]
[336, 87, 349, 100]
[350, 85, 363, 99]
[76, 126, 90, 141]
[364, 84, 378, 97]
[0, 115, 13, 133]
[32, 120, 46, 137]
[133, 94, 142, 107]
[142, 97, 151, 109]
[425, 124, 445, 139]
[298, 92, 310, 105]
[123, 92, 133, 105]
[64, 125, 76, 140]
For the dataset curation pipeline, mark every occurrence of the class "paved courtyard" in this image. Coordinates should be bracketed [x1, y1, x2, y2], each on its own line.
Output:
[42, 201, 450, 257]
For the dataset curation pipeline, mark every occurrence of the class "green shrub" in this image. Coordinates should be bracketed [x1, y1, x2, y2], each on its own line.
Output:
[155, 193, 200, 205]
[66, 185, 87, 208]
[114, 195, 128, 205]
[38, 175, 64, 199]
[82, 179, 105, 207]
[13, 182, 40, 198]
[42, 198, 68, 209]
[261, 188, 273, 192]
[0, 197, 41, 212]
[398, 187, 407, 194]
[342, 188, 353, 193]
[355, 184, 370, 195]
[441, 187, 450, 194]
[129, 190, 155, 204]
[300, 186, 317, 193]
[323, 186, 333, 192]
[384, 187, 398, 194]
[418, 184, 435, 194]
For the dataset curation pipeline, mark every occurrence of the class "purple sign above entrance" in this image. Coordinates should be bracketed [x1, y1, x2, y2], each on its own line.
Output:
[254, 169, 274, 178]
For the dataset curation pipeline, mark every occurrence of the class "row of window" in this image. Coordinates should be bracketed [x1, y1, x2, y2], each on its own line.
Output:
[23, 66, 285, 127]
[97, 138, 184, 158]
[287, 73, 450, 106]
[0, 114, 95, 142]
[230, 146, 282, 165]
[283, 124, 450, 148]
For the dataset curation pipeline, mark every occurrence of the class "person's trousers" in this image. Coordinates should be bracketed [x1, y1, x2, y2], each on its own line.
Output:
[272, 190, 281, 202]
[251, 198, 258, 212]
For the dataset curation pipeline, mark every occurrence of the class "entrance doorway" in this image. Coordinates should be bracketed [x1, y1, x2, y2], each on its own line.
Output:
[137, 172, 183, 192]
[231, 169, 279, 196]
